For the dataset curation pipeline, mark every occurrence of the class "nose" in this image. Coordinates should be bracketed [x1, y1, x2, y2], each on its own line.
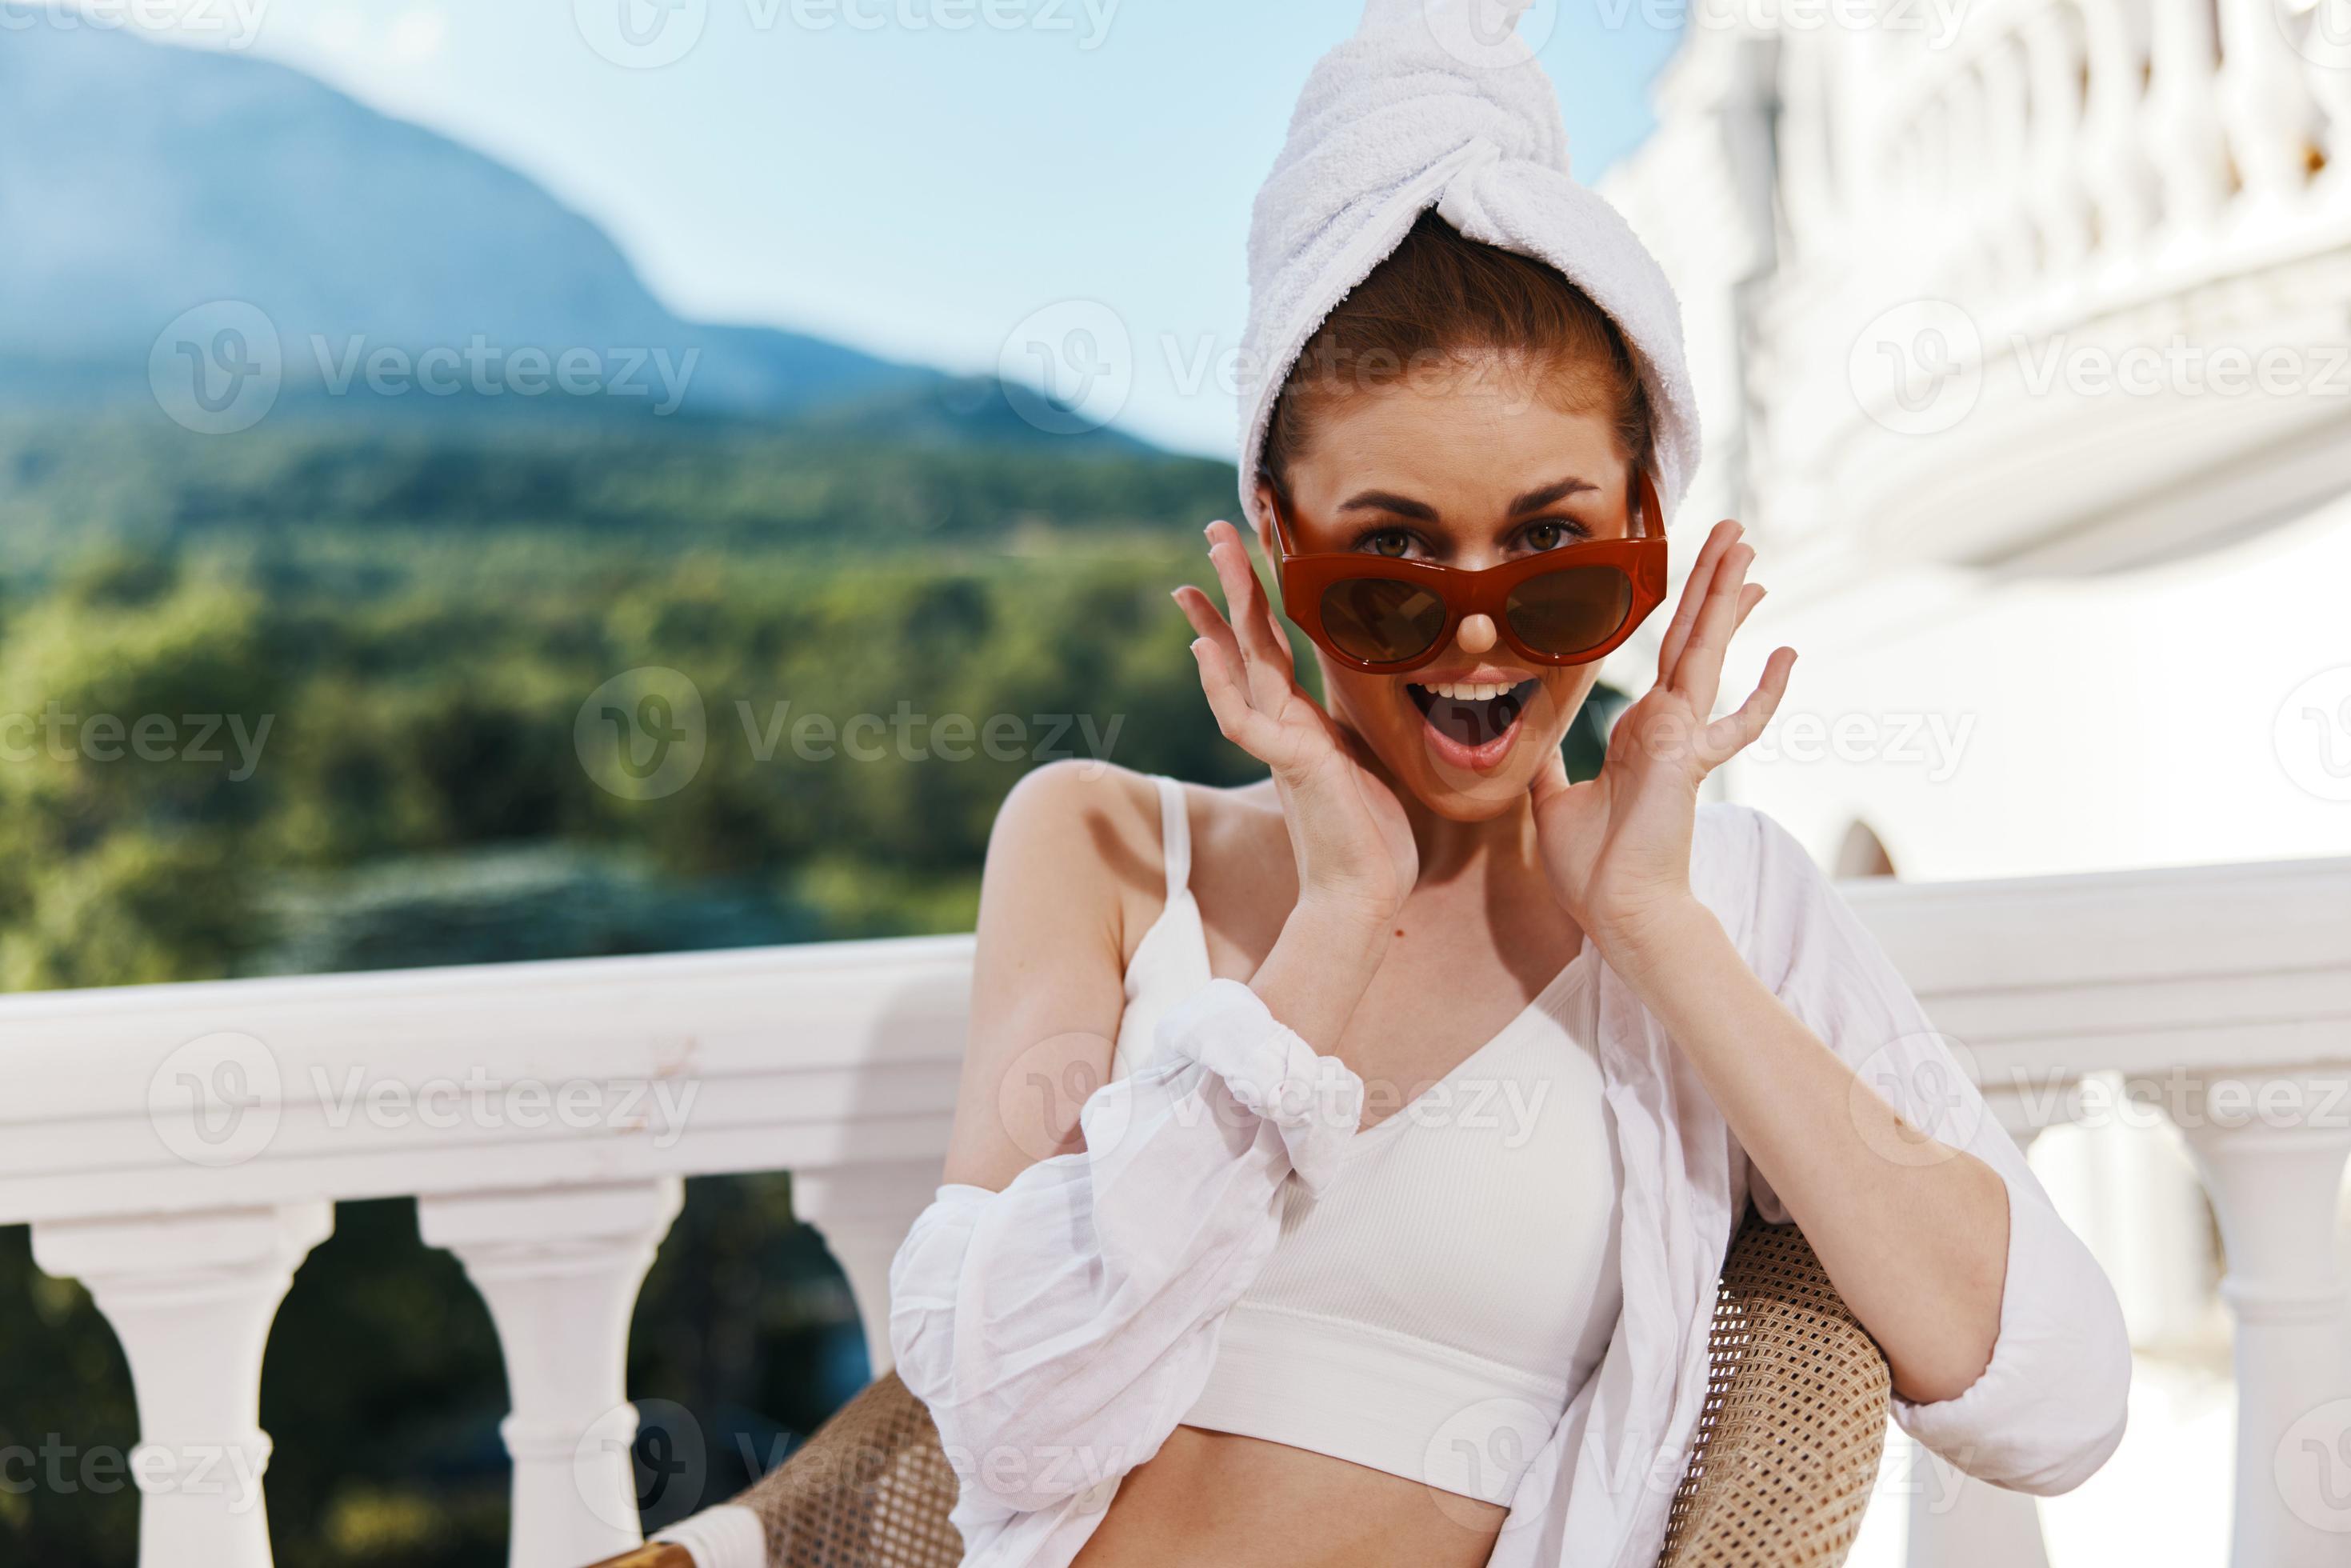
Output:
[1455, 614, 1498, 654]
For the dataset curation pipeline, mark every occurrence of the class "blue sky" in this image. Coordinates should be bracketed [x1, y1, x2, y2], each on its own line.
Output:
[147, 0, 1682, 457]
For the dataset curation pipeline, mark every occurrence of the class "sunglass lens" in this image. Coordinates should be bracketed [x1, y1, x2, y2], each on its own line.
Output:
[1505, 566, 1633, 657]
[1320, 578, 1446, 666]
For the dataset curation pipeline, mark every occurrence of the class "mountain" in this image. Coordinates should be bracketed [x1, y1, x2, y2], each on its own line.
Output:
[0, 14, 1137, 446]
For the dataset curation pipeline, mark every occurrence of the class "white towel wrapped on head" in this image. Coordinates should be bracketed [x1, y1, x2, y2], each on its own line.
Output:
[1237, 0, 1701, 533]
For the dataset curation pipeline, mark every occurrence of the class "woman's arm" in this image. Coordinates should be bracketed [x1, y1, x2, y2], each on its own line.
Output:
[1527, 515, 2125, 1494]
[1609, 809, 2130, 1494]
[894, 763, 1389, 1511]
[938, 758, 1140, 1190]
[1606, 863, 2008, 1402]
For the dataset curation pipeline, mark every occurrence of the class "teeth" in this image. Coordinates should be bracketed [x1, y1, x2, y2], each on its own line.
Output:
[1421, 681, 1514, 702]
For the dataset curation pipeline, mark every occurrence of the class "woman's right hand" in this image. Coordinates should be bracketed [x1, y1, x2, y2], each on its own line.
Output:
[1173, 519, 1419, 927]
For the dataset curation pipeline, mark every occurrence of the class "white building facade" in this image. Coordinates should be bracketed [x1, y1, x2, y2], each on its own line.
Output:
[1599, 6, 2351, 1562]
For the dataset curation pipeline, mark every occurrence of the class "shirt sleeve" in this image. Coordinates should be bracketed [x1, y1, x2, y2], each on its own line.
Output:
[1735, 806, 2132, 1496]
[886, 977, 1364, 1515]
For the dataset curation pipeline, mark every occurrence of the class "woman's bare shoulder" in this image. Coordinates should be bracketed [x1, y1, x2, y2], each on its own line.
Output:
[987, 758, 1158, 886]
[951, 764, 1292, 1184]
[986, 762, 1285, 959]
[982, 761, 1165, 957]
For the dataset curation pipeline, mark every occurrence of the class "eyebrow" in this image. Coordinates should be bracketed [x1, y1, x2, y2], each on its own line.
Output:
[1335, 477, 1599, 523]
[1508, 477, 1600, 514]
[1336, 489, 1438, 521]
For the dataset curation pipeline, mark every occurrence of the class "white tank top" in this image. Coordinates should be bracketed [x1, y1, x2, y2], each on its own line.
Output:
[1110, 774, 1625, 1506]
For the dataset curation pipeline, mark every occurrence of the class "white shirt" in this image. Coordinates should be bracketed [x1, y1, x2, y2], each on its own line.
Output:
[886, 801, 2133, 1567]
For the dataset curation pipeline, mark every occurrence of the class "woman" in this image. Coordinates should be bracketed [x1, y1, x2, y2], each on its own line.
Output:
[890, 7, 2130, 1567]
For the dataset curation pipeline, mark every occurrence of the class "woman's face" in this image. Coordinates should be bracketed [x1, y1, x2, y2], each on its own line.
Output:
[1254, 358, 1636, 821]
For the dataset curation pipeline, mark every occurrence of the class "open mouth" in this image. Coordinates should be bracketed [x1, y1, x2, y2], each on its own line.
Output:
[1407, 678, 1541, 749]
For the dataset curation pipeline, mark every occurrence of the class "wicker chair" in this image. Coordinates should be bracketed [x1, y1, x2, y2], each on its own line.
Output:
[591, 1208, 1889, 1568]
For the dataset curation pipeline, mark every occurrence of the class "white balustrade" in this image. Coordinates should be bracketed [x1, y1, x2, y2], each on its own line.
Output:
[1605, 0, 2351, 582]
[4, 854, 2347, 1566]
[2, 937, 971, 1567]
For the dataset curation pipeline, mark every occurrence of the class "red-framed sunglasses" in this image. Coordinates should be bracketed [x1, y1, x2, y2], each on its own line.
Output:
[1263, 466, 1670, 675]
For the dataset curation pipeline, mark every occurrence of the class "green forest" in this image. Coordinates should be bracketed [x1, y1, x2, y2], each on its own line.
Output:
[0, 410, 1621, 1565]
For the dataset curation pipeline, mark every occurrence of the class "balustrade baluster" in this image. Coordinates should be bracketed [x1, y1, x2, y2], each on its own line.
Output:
[2023, 6, 2094, 278]
[2169, 1070, 2351, 1568]
[2213, 0, 2325, 206]
[2278, 0, 2351, 185]
[1942, 69, 1994, 300]
[1981, 38, 2039, 289]
[794, 1162, 948, 1375]
[419, 1179, 683, 1568]
[2077, 0, 2159, 261]
[2143, 0, 2234, 234]
[30, 1203, 333, 1568]
[1902, 1085, 2062, 1568]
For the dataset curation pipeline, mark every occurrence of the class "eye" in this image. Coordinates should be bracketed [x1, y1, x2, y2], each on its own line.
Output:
[1518, 518, 1591, 552]
[1358, 528, 1420, 558]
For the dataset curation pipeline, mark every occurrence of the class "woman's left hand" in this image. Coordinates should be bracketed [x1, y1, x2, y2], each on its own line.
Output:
[1530, 518, 1794, 963]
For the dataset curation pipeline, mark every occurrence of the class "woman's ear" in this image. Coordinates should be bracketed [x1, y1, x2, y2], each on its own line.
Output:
[1250, 479, 1283, 562]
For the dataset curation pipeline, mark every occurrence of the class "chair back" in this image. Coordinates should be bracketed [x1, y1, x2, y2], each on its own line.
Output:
[1655, 1212, 1892, 1566]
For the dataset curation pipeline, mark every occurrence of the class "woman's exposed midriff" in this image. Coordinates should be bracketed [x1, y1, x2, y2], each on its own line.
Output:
[1069, 1424, 1509, 1568]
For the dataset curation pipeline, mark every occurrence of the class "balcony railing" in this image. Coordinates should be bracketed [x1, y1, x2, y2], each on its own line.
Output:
[6, 850, 2349, 1568]
[1607, 0, 2351, 582]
